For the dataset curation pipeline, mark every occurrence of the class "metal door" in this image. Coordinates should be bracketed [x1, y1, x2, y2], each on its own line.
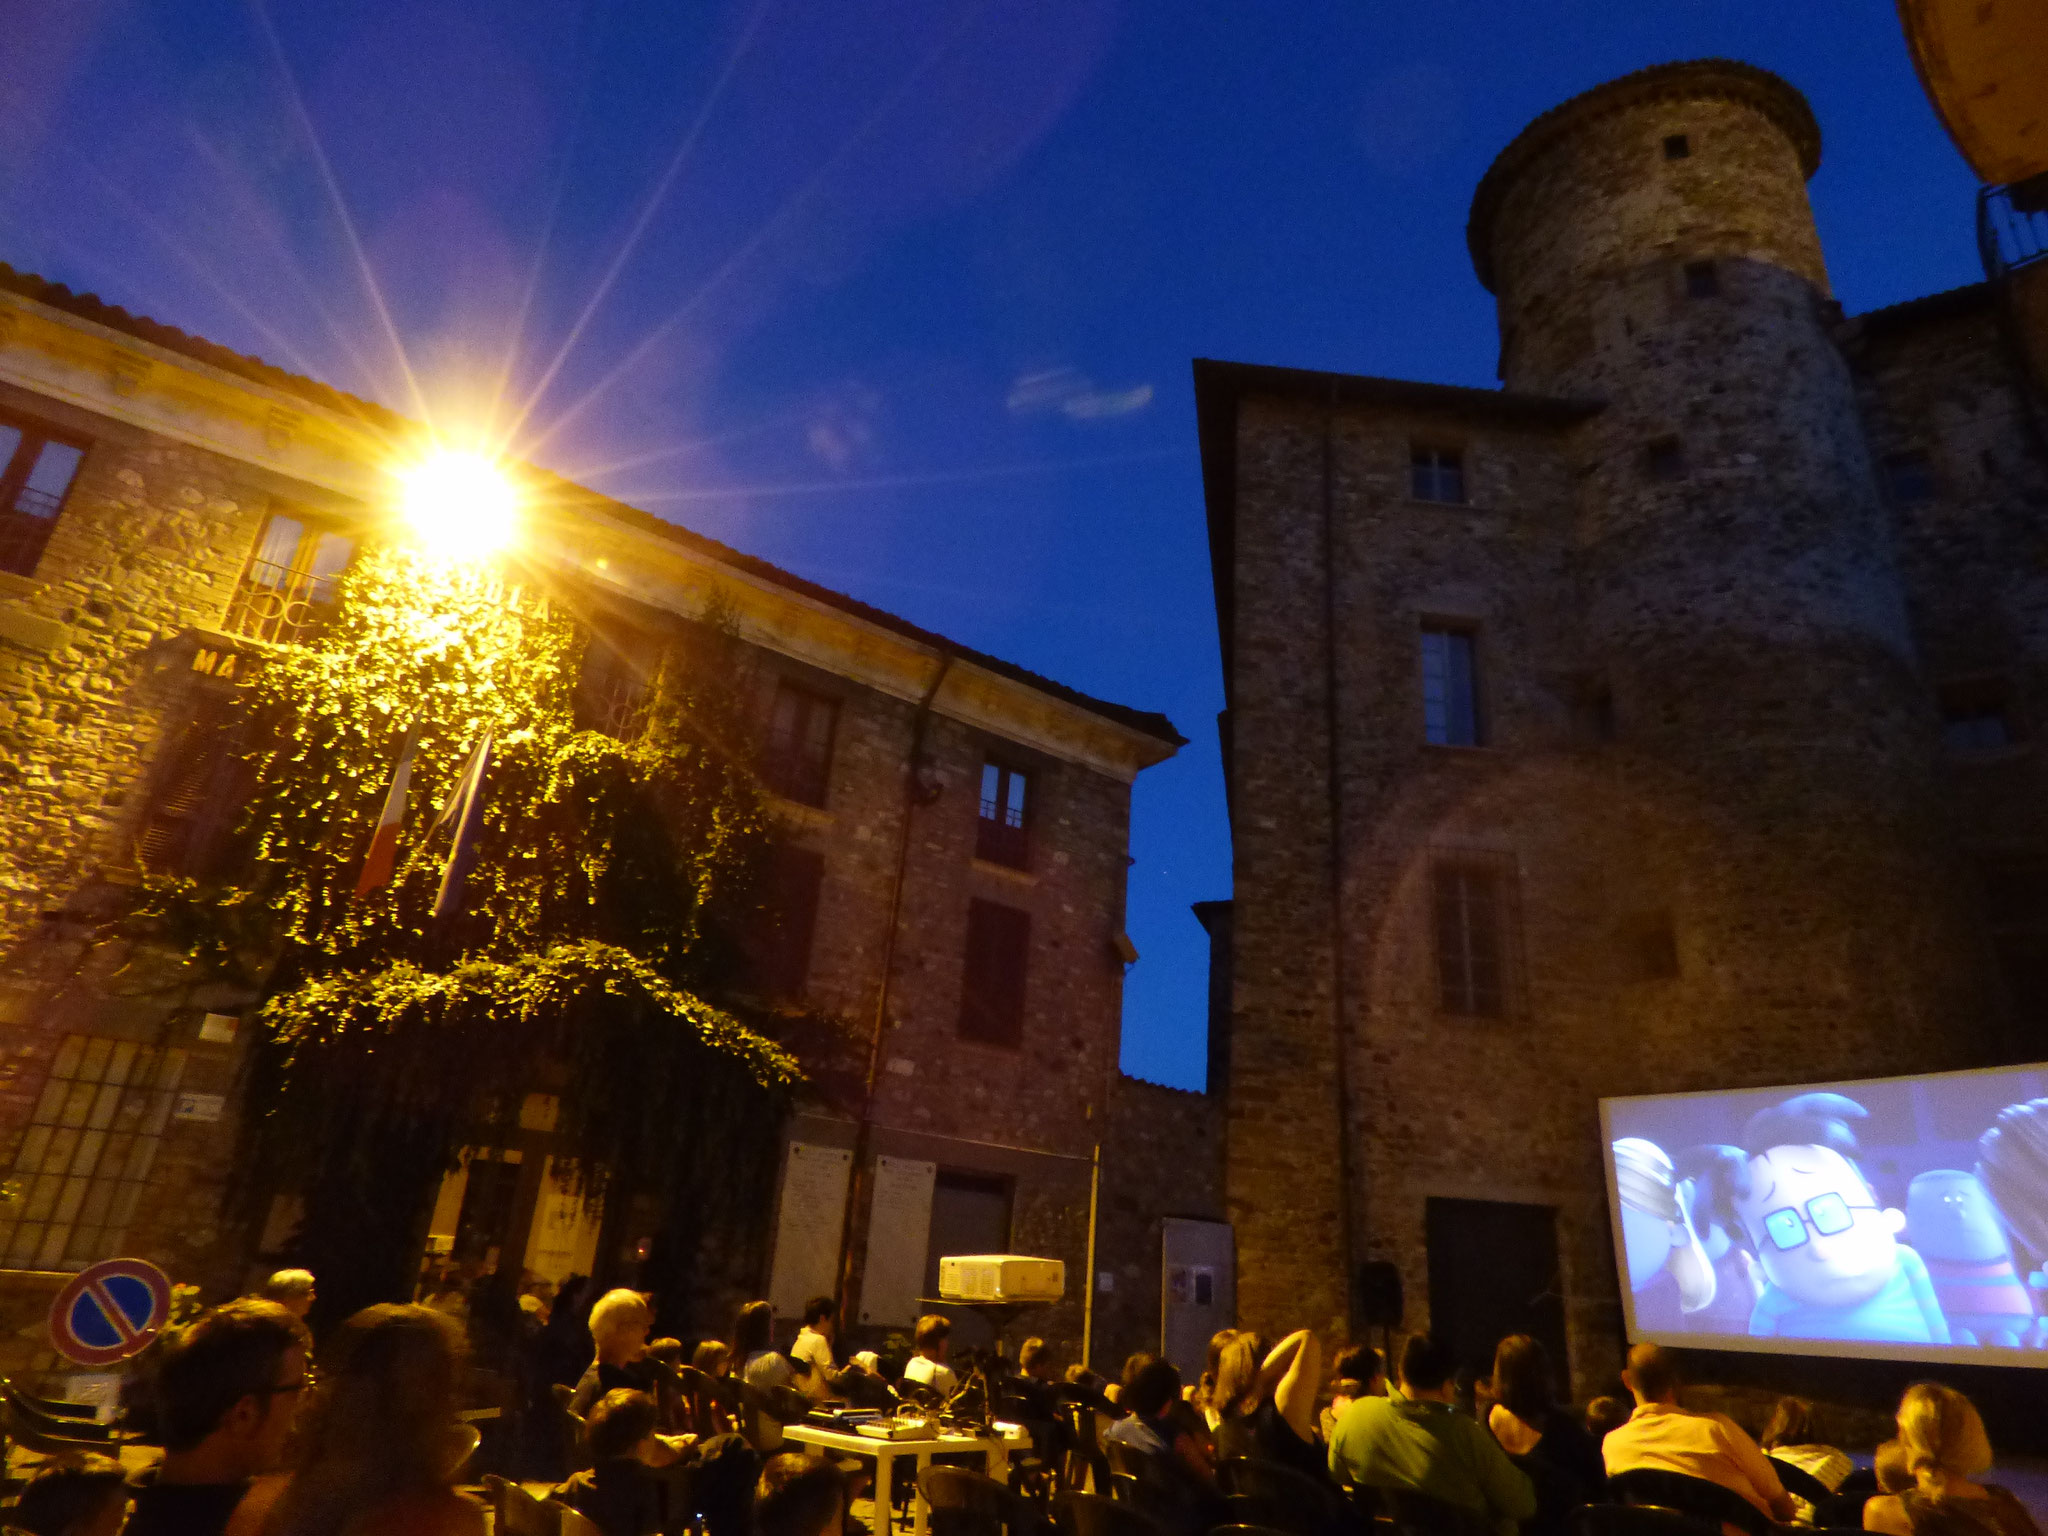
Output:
[1160, 1217, 1234, 1381]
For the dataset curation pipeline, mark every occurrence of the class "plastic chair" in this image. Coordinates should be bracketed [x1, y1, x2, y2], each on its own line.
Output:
[1381, 1487, 1499, 1536]
[1608, 1471, 1771, 1536]
[1215, 1459, 1349, 1536]
[0, 1382, 97, 1421]
[483, 1474, 562, 1536]
[1764, 1459, 1833, 1509]
[1057, 1491, 1174, 1536]
[1062, 1401, 1113, 1495]
[0, 1383, 134, 1445]
[0, 1395, 132, 1457]
[922, 1464, 1021, 1536]
[1575, 1503, 1721, 1536]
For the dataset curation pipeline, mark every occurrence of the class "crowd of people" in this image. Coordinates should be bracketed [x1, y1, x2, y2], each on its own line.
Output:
[1, 1277, 2043, 1536]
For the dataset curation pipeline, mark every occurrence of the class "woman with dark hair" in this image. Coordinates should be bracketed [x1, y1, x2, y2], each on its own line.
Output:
[1485, 1334, 1605, 1536]
[734, 1300, 805, 1452]
[1190, 1329, 1239, 1430]
[229, 1304, 485, 1536]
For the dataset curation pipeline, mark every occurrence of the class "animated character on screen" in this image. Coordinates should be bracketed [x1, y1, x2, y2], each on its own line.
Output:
[1613, 1137, 1716, 1330]
[1730, 1093, 1949, 1344]
[1905, 1170, 2039, 1347]
[1976, 1096, 2048, 1343]
[1675, 1144, 1764, 1337]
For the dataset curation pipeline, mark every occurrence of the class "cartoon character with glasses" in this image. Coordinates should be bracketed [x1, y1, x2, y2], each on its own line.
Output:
[1729, 1093, 1950, 1344]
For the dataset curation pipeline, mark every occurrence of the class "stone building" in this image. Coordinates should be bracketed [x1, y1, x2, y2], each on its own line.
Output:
[1196, 60, 2048, 1393]
[0, 259, 1180, 1375]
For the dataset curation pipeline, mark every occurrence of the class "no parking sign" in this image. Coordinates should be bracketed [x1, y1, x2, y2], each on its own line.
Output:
[48, 1257, 172, 1367]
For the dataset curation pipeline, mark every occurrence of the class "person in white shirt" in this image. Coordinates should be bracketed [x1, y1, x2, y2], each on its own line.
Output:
[900, 1314, 958, 1401]
[790, 1297, 838, 1402]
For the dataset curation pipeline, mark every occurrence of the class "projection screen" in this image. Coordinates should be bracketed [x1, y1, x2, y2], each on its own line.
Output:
[1600, 1062, 2048, 1365]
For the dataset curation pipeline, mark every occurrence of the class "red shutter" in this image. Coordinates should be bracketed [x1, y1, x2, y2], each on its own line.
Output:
[959, 899, 1030, 1047]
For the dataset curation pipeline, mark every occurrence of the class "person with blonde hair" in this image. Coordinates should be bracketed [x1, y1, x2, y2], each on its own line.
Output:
[1864, 1383, 2040, 1536]
[257, 1270, 317, 1322]
[573, 1289, 687, 1432]
[228, 1303, 484, 1536]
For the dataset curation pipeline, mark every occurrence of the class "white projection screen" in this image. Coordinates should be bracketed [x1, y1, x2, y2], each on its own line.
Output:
[1600, 1062, 2048, 1366]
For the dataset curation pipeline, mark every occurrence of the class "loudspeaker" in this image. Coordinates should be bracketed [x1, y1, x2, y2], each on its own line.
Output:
[1355, 1261, 1404, 1329]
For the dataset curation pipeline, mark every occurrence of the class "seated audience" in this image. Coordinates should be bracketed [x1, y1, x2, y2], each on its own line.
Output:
[1321, 1345, 1387, 1439]
[554, 1388, 689, 1535]
[736, 1299, 806, 1451]
[1103, 1358, 1221, 1536]
[1876, 1440, 1913, 1496]
[1486, 1335, 1606, 1536]
[1600, 1343, 1794, 1524]
[1213, 1328, 1324, 1482]
[256, 1270, 316, 1322]
[572, 1290, 682, 1427]
[1585, 1397, 1632, 1447]
[225, 1303, 485, 1536]
[1327, 1335, 1535, 1536]
[127, 1298, 311, 1536]
[8, 1457, 128, 1536]
[1760, 1397, 1852, 1523]
[755, 1455, 847, 1536]
[789, 1297, 837, 1401]
[1864, 1383, 2041, 1536]
[686, 1339, 742, 1437]
[900, 1314, 959, 1401]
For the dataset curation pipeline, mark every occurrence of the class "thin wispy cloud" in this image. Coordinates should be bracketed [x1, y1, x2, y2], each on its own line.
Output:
[1006, 366, 1154, 422]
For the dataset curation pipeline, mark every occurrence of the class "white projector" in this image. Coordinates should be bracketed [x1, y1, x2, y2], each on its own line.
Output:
[937, 1255, 1065, 1303]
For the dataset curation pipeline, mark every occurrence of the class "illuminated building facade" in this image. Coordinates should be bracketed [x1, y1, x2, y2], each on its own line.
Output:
[0, 261, 1180, 1373]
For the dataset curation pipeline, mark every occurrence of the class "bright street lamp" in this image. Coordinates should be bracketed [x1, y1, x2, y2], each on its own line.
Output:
[397, 450, 520, 561]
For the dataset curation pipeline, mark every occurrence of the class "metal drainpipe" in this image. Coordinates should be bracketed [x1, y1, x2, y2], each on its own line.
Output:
[1320, 386, 1361, 1338]
[835, 648, 955, 1319]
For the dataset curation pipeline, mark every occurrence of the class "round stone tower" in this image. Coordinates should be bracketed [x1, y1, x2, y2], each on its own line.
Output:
[1464, 62, 1999, 1087]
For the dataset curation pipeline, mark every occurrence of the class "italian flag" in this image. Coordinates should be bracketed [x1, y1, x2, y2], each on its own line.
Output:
[353, 724, 421, 898]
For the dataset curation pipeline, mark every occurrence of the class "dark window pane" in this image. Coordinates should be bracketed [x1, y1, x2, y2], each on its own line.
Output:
[960, 899, 1030, 1047]
[0, 417, 88, 578]
[976, 762, 1030, 867]
[1433, 862, 1507, 1018]
[1684, 260, 1719, 298]
[1664, 134, 1690, 160]
[742, 846, 825, 1000]
[1647, 437, 1686, 482]
[1940, 677, 2017, 752]
[762, 682, 837, 806]
[1421, 627, 1480, 747]
[1410, 445, 1466, 505]
[1885, 451, 1936, 505]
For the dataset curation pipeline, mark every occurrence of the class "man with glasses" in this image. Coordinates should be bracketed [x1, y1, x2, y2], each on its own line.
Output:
[128, 1298, 311, 1536]
[1729, 1093, 1950, 1344]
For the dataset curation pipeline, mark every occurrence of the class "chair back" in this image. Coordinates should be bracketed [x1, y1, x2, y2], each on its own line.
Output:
[1382, 1487, 1500, 1536]
[482, 1474, 562, 1536]
[921, 1465, 1014, 1536]
[1062, 1401, 1112, 1496]
[0, 1381, 96, 1421]
[1764, 1457, 1833, 1508]
[0, 1394, 119, 1457]
[1608, 1470, 1770, 1536]
[1055, 1491, 1172, 1536]
[1574, 1503, 1721, 1536]
[1215, 1459, 1346, 1536]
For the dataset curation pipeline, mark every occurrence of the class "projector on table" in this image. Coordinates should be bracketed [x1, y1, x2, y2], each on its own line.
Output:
[937, 1255, 1065, 1303]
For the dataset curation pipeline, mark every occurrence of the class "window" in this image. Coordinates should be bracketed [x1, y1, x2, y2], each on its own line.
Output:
[742, 846, 825, 1000]
[960, 899, 1030, 1047]
[1885, 450, 1936, 505]
[222, 511, 354, 645]
[1646, 436, 1686, 482]
[1940, 677, 2016, 752]
[136, 691, 251, 878]
[1664, 134, 1691, 160]
[0, 1035, 187, 1271]
[1683, 261, 1719, 298]
[577, 633, 649, 739]
[976, 761, 1031, 868]
[1410, 445, 1466, 505]
[1420, 625, 1481, 747]
[0, 415, 87, 578]
[762, 681, 837, 807]
[1621, 911, 1680, 981]
[1433, 861, 1509, 1018]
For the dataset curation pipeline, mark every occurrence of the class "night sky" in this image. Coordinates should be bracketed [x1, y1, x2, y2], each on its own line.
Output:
[1, 4, 1983, 1089]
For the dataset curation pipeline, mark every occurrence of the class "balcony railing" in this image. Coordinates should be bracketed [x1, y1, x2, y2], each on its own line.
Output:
[220, 555, 342, 646]
[1978, 176, 2048, 282]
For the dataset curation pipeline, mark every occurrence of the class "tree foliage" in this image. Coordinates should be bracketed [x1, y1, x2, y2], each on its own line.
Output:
[147, 543, 801, 1321]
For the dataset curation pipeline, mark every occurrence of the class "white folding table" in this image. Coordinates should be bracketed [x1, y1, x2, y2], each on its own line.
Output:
[780, 1422, 1029, 1536]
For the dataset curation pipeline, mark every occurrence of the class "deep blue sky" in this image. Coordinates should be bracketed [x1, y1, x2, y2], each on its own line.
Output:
[1, 4, 1982, 1088]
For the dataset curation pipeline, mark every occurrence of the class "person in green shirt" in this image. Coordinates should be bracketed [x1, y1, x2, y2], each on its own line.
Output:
[1328, 1335, 1536, 1536]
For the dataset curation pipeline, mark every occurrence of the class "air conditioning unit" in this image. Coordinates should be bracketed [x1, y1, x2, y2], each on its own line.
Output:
[937, 1255, 1066, 1303]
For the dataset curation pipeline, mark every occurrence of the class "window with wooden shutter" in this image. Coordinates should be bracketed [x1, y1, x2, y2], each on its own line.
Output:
[743, 846, 825, 1000]
[959, 898, 1030, 1047]
[136, 692, 249, 878]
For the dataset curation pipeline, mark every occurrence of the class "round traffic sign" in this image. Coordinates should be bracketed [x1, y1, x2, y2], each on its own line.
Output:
[49, 1257, 173, 1367]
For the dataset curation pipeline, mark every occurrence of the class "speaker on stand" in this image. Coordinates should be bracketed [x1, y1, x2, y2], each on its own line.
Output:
[1355, 1261, 1404, 1375]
